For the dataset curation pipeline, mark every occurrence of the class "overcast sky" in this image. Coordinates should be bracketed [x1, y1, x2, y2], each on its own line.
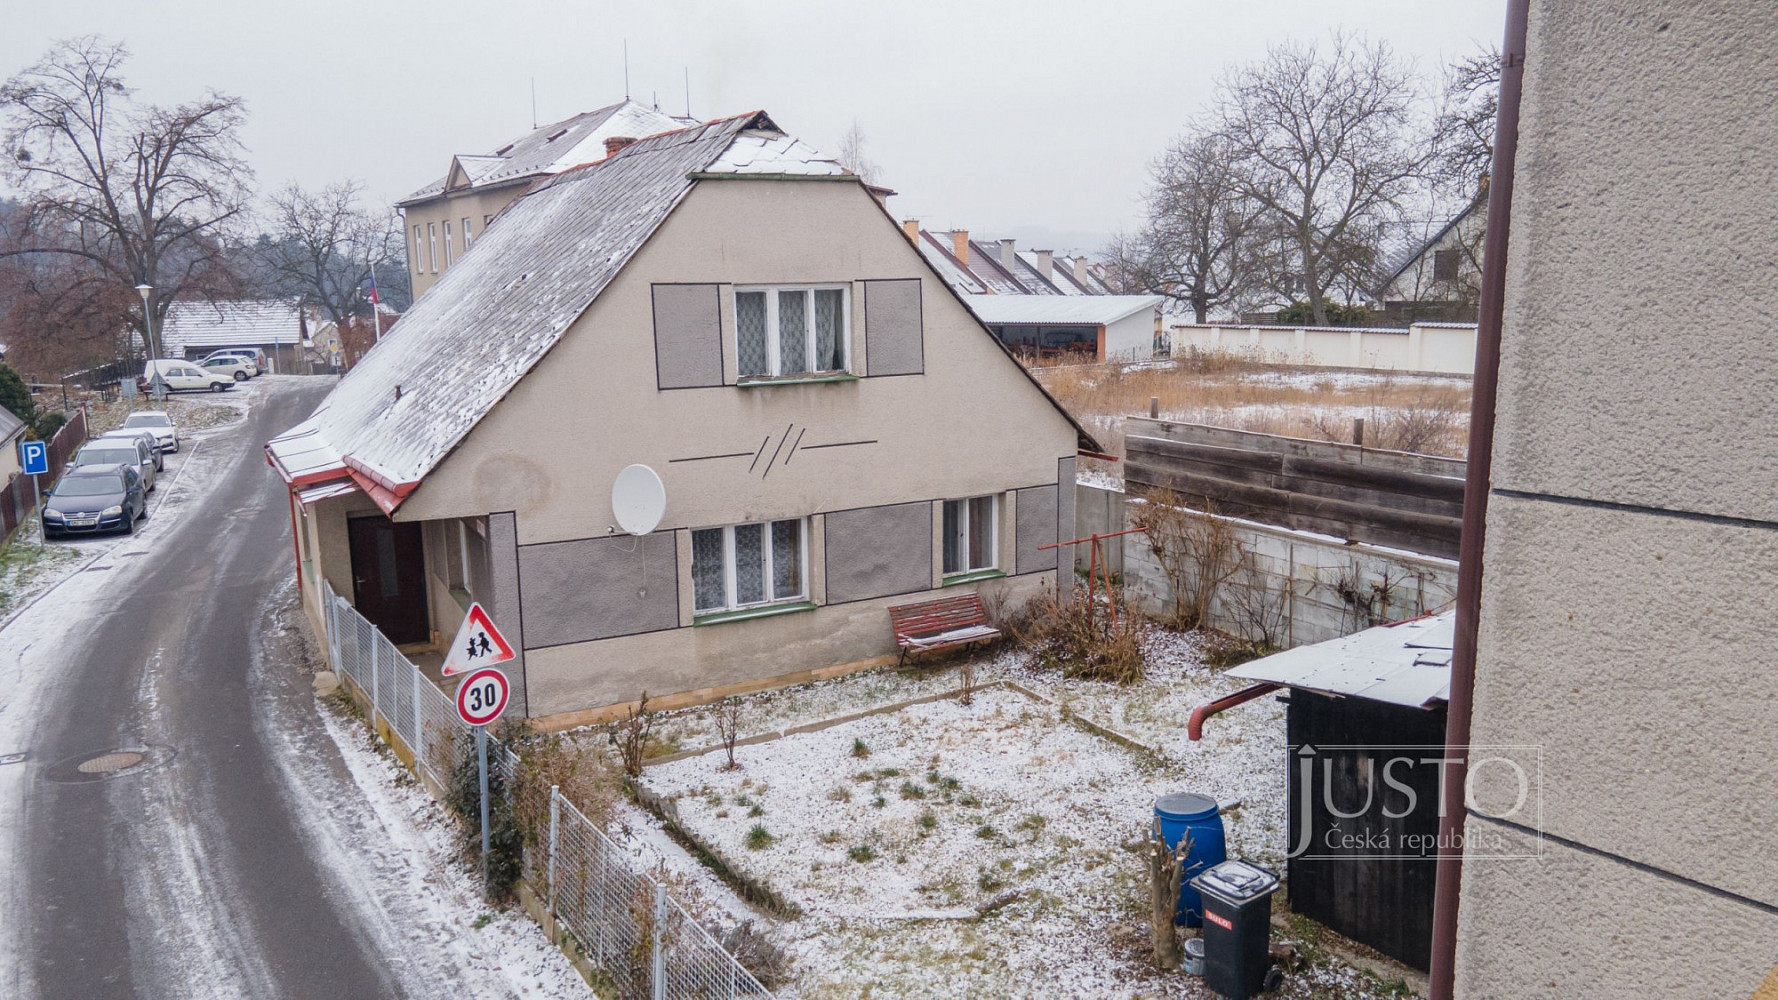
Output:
[5, 0, 1506, 255]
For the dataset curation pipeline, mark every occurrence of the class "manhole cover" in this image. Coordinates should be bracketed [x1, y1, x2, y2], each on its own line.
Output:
[76, 751, 145, 774]
[44, 745, 172, 784]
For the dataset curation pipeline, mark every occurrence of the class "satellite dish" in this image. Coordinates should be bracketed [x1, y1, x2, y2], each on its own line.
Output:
[611, 464, 666, 536]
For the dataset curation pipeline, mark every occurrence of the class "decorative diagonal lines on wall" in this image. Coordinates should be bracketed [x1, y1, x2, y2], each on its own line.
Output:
[668, 424, 877, 478]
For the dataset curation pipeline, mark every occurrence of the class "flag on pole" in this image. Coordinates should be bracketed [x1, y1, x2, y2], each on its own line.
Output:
[365, 267, 380, 305]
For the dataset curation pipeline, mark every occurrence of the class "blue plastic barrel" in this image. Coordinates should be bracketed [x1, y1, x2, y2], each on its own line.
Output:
[1154, 792, 1226, 927]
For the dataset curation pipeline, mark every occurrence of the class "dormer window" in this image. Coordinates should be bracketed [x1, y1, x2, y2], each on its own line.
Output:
[735, 285, 848, 379]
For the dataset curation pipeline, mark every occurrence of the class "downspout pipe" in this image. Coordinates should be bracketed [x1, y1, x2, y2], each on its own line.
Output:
[1429, 1, 1530, 996]
[1187, 683, 1280, 741]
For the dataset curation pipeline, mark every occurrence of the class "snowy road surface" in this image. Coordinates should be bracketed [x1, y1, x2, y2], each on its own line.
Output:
[0, 377, 583, 999]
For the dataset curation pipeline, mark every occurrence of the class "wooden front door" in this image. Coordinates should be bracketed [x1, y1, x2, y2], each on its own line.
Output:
[347, 515, 429, 645]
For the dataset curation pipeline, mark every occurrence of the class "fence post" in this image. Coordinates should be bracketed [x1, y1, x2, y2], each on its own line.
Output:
[370, 631, 381, 727]
[413, 662, 423, 752]
[547, 785, 561, 917]
[651, 883, 667, 1000]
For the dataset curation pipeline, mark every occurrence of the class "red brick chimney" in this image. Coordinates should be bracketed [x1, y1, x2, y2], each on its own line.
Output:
[604, 136, 637, 158]
[902, 219, 920, 242]
[952, 230, 970, 268]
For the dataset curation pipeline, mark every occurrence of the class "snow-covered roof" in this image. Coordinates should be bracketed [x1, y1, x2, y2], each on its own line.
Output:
[400, 100, 699, 206]
[1225, 612, 1454, 709]
[161, 300, 306, 355]
[915, 233, 988, 295]
[964, 294, 1161, 327]
[0, 403, 23, 442]
[702, 131, 846, 176]
[282, 111, 838, 508]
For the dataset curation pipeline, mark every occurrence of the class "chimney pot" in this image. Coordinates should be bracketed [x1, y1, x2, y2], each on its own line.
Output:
[1072, 256, 1089, 285]
[952, 230, 970, 268]
[1036, 250, 1054, 279]
[999, 238, 1016, 270]
[903, 219, 921, 242]
[604, 136, 638, 158]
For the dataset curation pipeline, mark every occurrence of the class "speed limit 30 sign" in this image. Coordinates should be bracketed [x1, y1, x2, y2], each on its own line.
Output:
[455, 667, 510, 727]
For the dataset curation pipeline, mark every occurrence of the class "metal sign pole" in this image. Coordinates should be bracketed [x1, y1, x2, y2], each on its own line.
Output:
[477, 724, 490, 889]
[31, 472, 41, 549]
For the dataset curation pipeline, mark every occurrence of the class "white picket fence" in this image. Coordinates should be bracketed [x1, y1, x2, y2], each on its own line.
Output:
[321, 581, 772, 1000]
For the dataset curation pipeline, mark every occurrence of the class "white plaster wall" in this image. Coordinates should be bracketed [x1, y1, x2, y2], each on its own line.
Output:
[1172, 323, 1477, 374]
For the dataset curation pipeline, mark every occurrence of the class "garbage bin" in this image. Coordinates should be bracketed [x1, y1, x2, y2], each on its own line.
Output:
[1153, 792, 1226, 927]
[1189, 859, 1282, 999]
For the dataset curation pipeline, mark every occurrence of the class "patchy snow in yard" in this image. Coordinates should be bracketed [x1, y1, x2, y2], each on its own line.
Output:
[618, 626, 1433, 999]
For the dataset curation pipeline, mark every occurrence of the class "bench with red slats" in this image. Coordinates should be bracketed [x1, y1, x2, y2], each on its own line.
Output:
[888, 593, 1003, 668]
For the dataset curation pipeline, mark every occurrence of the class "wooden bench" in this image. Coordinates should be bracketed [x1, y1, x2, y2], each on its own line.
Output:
[889, 593, 1003, 668]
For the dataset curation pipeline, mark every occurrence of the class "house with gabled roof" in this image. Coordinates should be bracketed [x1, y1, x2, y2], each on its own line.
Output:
[398, 99, 699, 298]
[271, 111, 1097, 726]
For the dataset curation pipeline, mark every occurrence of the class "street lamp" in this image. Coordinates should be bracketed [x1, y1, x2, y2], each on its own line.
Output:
[134, 284, 159, 361]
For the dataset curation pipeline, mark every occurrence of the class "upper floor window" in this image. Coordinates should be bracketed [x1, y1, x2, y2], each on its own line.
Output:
[692, 518, 806, 614]
[427, 223, 438, 273]
[1432, 248, 1461, 282]
[735, 285, 848, 378]
[942, 495, 998, 576]
[444, 221, 455, 266]
[413, 226, 424, 274]
[462, 217, 473, 250]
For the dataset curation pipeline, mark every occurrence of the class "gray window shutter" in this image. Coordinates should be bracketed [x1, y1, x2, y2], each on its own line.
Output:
[824, 502, 933, 603]
[653, 284, 723, 388]
[864, 279, 923, 376]
[517, 533, 680, 646]
[1016, 485, 1059, 574]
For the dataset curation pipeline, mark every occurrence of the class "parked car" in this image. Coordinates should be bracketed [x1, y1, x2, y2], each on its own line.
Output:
[138, 359, 234, 394]
[122, 411, 180, 453]
[201, 347, 268, 373]
[98, 428, 164, 471]
[42, 464, 147, 538]
[199, 356, 255, 381]
[198, 350, 260, 376]
[74, 438, 156, 492]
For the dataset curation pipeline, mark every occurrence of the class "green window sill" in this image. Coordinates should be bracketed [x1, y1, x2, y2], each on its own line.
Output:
[942, 568, 1007, 587]
[450, 586, 472, 612]
[736, 372, 860, 388]
[693, 600, 818, 626]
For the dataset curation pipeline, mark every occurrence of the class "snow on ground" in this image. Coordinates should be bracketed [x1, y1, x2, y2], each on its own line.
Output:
[611, 631, 1408, 999]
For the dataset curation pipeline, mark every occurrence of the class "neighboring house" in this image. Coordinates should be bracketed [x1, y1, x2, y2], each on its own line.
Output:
[906, 225, 1112, 298]
[270, 111, 1095, 726]
[1448, 5, 1778, 999]
[1373, 195, 1486, 325]
[0, 405, 23, 483]
[965, 293, 1164, 362]
[159, 299, 327, 372]
[398, 100, 698, 299]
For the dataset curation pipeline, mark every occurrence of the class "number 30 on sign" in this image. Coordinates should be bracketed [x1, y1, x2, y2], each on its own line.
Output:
[455, 667, 510, 727]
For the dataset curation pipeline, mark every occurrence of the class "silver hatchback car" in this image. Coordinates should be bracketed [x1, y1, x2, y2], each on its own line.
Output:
[74, 437, 156, 492]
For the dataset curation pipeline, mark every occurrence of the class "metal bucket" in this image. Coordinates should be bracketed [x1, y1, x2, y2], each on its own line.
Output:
[1183, 936, 1206, 976]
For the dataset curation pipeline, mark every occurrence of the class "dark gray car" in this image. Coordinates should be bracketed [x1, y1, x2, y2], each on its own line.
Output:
[43, 464, 147, 538]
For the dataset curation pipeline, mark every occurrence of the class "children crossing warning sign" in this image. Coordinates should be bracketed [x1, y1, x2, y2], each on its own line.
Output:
[441, 602, 515, 677]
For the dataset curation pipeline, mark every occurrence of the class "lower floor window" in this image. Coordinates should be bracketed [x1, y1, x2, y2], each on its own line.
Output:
[943, 495, 998, 575]
[692, 518, 806, 613]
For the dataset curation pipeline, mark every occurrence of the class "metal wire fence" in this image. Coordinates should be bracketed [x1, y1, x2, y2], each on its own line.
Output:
[321, 581, 773, 1000]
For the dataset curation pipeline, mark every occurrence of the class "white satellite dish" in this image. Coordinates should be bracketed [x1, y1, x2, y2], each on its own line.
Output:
[611, 464, 666, 536]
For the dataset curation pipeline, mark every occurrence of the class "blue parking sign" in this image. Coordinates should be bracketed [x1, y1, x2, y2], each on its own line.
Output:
[20, 440, 47, 476]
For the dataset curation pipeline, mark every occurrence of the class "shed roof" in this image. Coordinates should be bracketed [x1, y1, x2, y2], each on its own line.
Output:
[161, 300, 306, 355]
[963, 294, 1161, 327]
[1226, 612, 1454, 709]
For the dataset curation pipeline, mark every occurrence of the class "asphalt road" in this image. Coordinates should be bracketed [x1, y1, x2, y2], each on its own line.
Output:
[18, 377, 403, 999]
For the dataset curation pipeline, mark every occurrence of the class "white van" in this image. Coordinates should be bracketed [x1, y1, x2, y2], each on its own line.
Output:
[139, 359, 235, 394]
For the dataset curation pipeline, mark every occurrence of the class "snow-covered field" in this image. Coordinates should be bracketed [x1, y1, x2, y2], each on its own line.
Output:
[616, 631, 1413, 999]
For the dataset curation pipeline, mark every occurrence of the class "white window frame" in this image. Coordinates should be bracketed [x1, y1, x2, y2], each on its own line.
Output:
[692, 517, 809, 615]
[942, 495, 1000, 577]
[462, 217, 473, 250]
[427, 223, 438, 272]
[444, 220, 455, 266]
[734, 284, 850, 378]
[413, 226, 424, 274]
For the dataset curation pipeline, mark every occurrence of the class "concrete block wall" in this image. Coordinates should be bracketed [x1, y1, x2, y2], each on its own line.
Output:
[1169, 322, 1477, 375]
[1080, 483, 1457, 648]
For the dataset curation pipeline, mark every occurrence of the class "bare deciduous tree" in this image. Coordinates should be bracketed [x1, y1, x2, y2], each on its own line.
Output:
[1107, 133, 1259, 323]
[835, 121, 881, 187]
[0, 37, 251, 357]
[256, 181, 400, 323]
[1214, 34, 1430, 326]
[1431, 46, 1501, 199]
[714, 697, 743, 771]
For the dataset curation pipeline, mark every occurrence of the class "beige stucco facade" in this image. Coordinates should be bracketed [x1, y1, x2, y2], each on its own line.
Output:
[1454, 3, 1778, 997]
[307, 175, 1080, 721]
[402, 184, 527, 299]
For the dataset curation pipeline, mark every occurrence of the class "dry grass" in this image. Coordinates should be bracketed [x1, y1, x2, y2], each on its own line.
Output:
[1034, 355, 1472, 478]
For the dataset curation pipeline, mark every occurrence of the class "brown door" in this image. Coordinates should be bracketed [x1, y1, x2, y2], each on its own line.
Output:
[347, 516, 430, 645]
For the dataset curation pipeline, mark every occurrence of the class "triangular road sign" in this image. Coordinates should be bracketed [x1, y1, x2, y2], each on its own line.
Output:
[441, 602, 515, 677]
